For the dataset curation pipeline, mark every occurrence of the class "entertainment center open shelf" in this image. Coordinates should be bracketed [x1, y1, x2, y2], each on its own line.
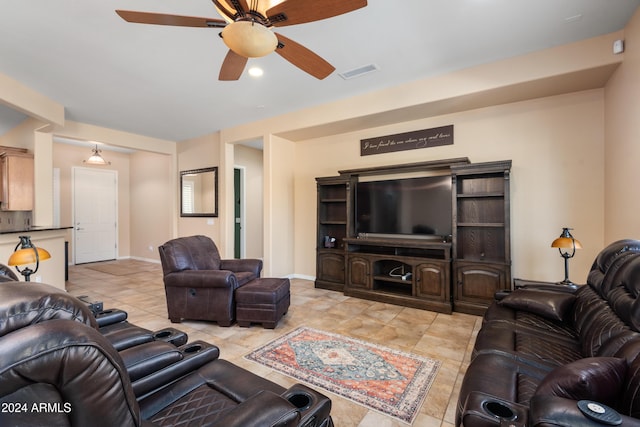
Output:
[316, 158, 512, 315]
[345, 237, 452, 313]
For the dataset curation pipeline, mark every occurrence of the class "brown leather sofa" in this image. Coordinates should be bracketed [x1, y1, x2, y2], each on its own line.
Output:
[456, 239, 640, 426]
[159, 235, 262, 326]
[0, 280, 334, 427]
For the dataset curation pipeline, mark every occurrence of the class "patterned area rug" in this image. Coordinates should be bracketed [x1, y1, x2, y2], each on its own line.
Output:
[245, 326, 440, 424]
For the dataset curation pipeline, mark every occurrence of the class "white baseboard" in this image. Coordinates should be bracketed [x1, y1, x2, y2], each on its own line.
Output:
[129, 256, 161, 264]
[289, 273, 316, 281]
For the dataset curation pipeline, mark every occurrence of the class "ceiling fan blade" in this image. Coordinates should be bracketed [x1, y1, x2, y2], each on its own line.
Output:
[267, 0, 367, 26]
[274, 33, 335, 80]
[219, 50, 248, 80]
[116, 10, 226, 28]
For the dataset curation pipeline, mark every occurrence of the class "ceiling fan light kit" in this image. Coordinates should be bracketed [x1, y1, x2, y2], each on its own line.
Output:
[221, 21, 278, 58]
[116, 0, 368, 80]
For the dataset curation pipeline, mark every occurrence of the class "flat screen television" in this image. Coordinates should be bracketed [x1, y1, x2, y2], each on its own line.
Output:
[355, 175, 452, 239]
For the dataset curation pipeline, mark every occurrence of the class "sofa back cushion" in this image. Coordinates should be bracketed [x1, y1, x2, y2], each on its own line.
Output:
[587, 239, 640, 290]
[572, 285, 631, 357]
[607, 255, 640, 332]
[615, 339, 640, 417]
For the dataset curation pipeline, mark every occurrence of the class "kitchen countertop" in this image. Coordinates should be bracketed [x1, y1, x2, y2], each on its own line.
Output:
[0, 226, 72, 235]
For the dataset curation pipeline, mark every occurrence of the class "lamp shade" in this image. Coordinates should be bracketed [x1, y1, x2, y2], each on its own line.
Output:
[551, 228, 582, 249]
[8, 246, 51, 266]
[551, 236, 583, 249]
[221, 21, 278, 58]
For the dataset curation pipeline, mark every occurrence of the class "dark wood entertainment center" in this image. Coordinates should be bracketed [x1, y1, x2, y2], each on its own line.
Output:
[315, 158, 512, 315]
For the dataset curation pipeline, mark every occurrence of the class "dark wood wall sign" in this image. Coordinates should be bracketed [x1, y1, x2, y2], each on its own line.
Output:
[360, 125, 454, 156]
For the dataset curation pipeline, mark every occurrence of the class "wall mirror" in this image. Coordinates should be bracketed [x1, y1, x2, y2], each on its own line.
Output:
[180, 167, 218, 217]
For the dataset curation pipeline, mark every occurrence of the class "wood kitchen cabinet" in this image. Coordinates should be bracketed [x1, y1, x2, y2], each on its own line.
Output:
[0, 148, 34, 211]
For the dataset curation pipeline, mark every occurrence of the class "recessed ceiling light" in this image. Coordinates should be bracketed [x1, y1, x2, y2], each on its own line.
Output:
[248, 67, 264, 77]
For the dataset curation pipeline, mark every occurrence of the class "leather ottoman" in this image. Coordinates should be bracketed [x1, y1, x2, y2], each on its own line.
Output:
[235, 278, 290, 329]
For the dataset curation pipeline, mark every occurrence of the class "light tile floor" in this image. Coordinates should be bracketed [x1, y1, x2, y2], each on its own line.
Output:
[65, 259, 482, 427]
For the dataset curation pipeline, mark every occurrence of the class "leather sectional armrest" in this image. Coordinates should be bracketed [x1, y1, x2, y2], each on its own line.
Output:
[214, 390, 300, 427]
[164, 269, 237, 289]
[119, 340, 183, 381]
[530, 395, 640, 426]
[461, 391, 528, 427]
[220, 258, 263, 277]
[132, 340, 220, 398]
[282, 384, 332, 427]
[95, 308, 128, 327]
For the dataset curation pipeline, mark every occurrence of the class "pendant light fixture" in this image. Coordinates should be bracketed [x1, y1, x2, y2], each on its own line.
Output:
[83, 144, 111, 166]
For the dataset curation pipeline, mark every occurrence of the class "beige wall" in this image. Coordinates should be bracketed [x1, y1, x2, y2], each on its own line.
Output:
[604, 9, 640, 242]
[234, 144, 264, 259]
[130, 151, 173, 262]
[264, 135, 295, 277]
[293, 90, 605, 283]
[0, 117, 43, 149]
[52, 142, 132, 261]
[177, 133, 221, 242]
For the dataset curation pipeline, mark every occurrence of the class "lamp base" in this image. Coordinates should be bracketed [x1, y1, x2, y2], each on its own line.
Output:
[556, 279, 579, 289]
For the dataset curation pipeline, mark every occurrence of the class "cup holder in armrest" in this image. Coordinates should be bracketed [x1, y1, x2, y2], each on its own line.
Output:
[462, 392, 527, 427]
[177, 341, 220, 361]
[183, 343, 202, 354]
[483, 401, 516, 420]
[282, 384, 332, 427]
[153, 327, 188, 347]
[287, 391, 312, 411]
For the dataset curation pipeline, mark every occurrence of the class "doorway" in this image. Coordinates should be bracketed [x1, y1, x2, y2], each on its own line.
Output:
[73, 167, 118, 264]
[234, 167, 245, 259]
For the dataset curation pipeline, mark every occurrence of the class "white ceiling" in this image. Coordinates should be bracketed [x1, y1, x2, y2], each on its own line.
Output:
[0, 0, 639, 142]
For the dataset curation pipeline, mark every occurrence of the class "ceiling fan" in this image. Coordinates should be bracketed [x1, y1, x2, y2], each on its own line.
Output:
[116, 0, 367, 81]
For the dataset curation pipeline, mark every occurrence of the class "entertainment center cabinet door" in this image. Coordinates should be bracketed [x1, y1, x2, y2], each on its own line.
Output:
[317, 252, 345, 289]
[454, 261, 509, 315]
[415, 261, 450, 302]
[347, 255, 371, 289]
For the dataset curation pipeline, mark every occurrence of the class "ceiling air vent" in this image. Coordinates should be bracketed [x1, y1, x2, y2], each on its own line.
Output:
[338, 64, 379, 80]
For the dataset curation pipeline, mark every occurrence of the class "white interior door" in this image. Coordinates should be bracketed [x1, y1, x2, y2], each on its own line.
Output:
[73, 167, 117, 264]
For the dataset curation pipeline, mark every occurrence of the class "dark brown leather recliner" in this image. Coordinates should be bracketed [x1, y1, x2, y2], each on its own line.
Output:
[456, 239, 640, 427]
[158, 235, 262, 326]
[0, 281, 334, 427]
